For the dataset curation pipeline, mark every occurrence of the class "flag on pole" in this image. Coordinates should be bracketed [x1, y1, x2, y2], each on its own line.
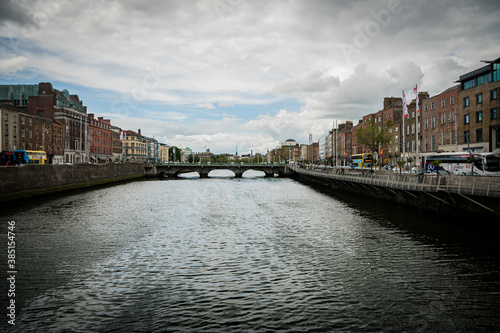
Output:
[413, 84, 419, 114]
[403, 90, 408, 119]
[123, 131, 127, 141]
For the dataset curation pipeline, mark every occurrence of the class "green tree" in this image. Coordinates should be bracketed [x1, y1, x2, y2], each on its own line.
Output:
[355, 118, 393, 166]
[274, 146, 291, 164]
[396, 160, 405, 174]
[169, 146, 181, 162]
[431, 159, 442, 175]
[407, 157, 414, 170]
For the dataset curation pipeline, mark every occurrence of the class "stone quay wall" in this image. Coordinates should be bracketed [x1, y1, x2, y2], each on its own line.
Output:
[0, 163, 145, 201]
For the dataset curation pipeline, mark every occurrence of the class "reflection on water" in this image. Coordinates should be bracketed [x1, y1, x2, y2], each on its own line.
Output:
[1, 177, 499, 332]
[177, 169, 267, 178]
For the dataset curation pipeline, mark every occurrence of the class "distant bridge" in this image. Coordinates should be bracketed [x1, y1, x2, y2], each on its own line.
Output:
[145, 163, 295, 178]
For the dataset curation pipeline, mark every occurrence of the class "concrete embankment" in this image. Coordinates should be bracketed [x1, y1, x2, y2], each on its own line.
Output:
[292, 168, 500, 221]
[0, 163, 145, 201]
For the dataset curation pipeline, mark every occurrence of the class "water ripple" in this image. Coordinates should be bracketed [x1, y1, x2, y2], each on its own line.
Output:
[2, 178, 500, 332]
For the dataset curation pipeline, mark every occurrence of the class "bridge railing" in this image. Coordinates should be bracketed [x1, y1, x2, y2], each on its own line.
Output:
[155, 162, 287, 167]
[290, 165, 500, 197]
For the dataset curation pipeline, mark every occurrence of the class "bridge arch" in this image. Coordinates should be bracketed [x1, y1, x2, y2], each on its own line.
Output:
[242, 169, 267, 178]
[207, 169, 236, 178]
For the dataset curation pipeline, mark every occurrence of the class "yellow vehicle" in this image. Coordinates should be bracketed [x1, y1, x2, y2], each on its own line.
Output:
[350, 153, 374, 169]
[14, 150, 47, 164]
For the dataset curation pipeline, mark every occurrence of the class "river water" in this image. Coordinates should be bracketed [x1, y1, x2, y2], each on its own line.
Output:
[1, 174, 500, 332]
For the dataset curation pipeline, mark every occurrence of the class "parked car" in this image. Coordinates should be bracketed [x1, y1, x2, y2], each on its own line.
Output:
[428, 169, 451, 175]
[410, 167, 424, 174]
[458, 171, 480, 176]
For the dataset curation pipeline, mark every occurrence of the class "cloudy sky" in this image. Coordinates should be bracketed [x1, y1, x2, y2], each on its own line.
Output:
[1, 0, 499, 154]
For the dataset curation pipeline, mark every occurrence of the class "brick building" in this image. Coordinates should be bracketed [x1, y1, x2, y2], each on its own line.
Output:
[1, 106, 19, 153]
[88, 113, 113, 163]
[421, 85, 459, 153]
[456, 57, 500, 153]
[337, 121, 353, 166]
[0, 83, 90, 163]
[123, 129, 147, 162]
[111, 125, 124, 162]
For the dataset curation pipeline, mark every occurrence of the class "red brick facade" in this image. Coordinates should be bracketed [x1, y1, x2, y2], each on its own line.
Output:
[88, 114, 113, 162]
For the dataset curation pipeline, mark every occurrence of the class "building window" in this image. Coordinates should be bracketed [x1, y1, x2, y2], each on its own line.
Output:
[411, 124, 415, 134]
[451, 130, 455, 144]
[395, 126, 398, 132]
[441, 98, 446, 107]
[464, 114, 470, 124]
[442, 132, 446, 145]
[464, 97, 470, 107]
[450, 111, 455, 122]
[492, 108, 498, 120]
[431, 116, 436, 129]
[425, 104, 429, 111]
[425, 118, 429, 130]
[476, 129, 483, 142]
[431, 136, 435, 151]
[476, 93, 483, 104]
[450, 95, 455, 105]
[464, 131, 470, 144]
[441, 113, 446, 124]
[476, 111, 482, 122]
[395, 135, 398, 144]
[407, 125, 410, 136]
[491, 88, 498, 100]
[431, 102, 436, 109]
[425, 136, 429, 151]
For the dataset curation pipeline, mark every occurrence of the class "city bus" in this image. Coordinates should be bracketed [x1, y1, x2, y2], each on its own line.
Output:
[424, 152, 500, 176]
[350, 153, 374, 169]
[14, 150, 47, 164]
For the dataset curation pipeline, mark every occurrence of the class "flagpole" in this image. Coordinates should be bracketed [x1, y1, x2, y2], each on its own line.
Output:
[414, 84, 420, 169]
[335, 120, 338, 166]
[402, 90, 406, 163]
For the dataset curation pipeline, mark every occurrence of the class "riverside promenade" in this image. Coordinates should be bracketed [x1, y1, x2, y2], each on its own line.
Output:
[290, 165, 500, 219]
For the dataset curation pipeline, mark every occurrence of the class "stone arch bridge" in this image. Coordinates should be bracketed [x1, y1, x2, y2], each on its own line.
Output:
[145, 163, 294, 178]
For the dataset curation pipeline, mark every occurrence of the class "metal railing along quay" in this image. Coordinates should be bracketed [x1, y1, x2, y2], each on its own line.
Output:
[290, 165, 500, 198]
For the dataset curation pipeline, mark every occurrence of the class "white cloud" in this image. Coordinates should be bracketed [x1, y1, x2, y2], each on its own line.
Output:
[0, 55, 28, 73]
[198, 103, 216, 110]
[0, 0, 499, 154]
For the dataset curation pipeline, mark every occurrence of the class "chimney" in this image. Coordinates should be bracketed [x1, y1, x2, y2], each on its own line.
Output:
[138, 129, 141, 136]
[383, 97, 401, 110]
